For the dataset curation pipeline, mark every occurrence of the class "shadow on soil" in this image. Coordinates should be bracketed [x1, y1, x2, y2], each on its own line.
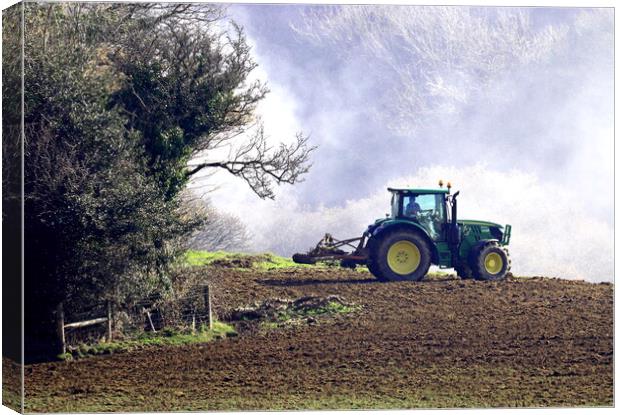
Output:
[259, 277, 378, 287]
[259, 273, 464, 287]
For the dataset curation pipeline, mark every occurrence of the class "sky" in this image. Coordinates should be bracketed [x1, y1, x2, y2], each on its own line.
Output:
[187, 5, 614, 282]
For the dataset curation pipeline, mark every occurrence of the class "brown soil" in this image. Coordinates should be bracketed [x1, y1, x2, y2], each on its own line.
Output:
[2, 357, 22, 411]
[23, 269, 613, 412]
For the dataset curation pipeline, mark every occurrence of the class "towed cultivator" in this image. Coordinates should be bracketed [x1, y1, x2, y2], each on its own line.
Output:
[293, 182, 512, 282]
[292, 233, 368, 267]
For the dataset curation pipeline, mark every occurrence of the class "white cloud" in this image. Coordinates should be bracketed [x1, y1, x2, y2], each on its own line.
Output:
[217, 164, 612, 282]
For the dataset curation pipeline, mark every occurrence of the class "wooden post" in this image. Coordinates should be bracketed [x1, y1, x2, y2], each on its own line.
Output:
[107, 301, 113, 342]
[204, 285, 212, 330]
[144, 308, 157, 332]
[56, 303, 66, 355]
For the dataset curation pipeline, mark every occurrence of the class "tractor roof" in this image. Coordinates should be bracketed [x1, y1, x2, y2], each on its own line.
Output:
[387, 187, 450, 195]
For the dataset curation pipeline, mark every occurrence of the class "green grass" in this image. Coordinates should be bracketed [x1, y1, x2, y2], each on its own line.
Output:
[254, 254, 310, 270]
[183, 250, 376, 273]
[184, 250, 237, 266]
[289, 300, 361, 319]
[183, 252, 538, 282]
[184, 250, 317, 270]
[61, 321, 236, 360]
[274, 300, 361, 322]
[259, 300, 362, 330]
[49, 391, 487, 412]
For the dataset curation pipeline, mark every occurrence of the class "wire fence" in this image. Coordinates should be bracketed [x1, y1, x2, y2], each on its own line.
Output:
[58, 285, 212, 353]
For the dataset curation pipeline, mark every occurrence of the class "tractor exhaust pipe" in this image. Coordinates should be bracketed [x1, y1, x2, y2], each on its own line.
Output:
[448, 191, 460, 267]
[451, 190, 460, 226]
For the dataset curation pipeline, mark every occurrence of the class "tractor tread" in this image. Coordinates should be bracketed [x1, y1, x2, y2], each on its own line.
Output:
[368, 230, 431, 282]
[471, 241, 510, 281]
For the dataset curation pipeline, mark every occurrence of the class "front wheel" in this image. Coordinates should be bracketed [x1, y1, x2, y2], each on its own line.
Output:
[471, 243, 510, 281]
[368, 231, 431, 281]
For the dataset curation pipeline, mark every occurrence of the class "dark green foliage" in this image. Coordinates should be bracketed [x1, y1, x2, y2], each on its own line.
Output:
[14, 3, 313, 359]
[21, 5, 198, 350]
[2, 3, 25, 363]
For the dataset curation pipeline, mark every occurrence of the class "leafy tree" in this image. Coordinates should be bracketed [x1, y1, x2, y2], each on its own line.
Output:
[108, 4, 313, 199]
[3, 3, 25, 362]
[15, 2, 313, 358]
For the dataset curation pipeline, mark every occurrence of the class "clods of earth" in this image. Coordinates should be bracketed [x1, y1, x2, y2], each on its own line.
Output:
[16, 268, 613, 411]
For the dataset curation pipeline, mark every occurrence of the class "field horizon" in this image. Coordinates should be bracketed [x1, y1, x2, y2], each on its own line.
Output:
[17, 255, 613, 411]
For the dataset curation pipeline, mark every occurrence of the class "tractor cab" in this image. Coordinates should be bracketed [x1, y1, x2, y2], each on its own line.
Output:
[388, 187, 450, 240]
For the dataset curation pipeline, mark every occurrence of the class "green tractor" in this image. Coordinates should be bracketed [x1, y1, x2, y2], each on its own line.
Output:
[293, 182, 512, 281]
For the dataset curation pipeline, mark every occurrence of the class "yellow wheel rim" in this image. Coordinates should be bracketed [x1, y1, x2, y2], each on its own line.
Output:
[484, 252, 503, 275]
[387, 241, 421, 275]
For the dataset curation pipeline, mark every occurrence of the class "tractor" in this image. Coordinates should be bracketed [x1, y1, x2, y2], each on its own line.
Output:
[293, 181, 512, 281]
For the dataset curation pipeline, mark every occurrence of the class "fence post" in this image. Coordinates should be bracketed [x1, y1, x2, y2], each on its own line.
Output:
[204, 285, 212, 330]
[56, 303, 66, 355]
[107, 301, 113, 342]
[143, 308, 157, 332]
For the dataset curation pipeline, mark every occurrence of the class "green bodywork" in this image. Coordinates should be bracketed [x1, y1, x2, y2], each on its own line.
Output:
[456, 219, 511, 266]
[366, 188, 512, 268]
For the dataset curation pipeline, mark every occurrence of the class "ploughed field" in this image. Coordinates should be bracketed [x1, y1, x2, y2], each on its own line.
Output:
[23, 266, 613, 411]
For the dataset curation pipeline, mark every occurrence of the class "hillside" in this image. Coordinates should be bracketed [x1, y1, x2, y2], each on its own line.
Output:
[22, 263, 613, 411]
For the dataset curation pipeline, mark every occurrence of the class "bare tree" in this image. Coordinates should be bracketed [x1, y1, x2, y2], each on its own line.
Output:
[183, 197, 251, 252]
[295, 6, 569, 133]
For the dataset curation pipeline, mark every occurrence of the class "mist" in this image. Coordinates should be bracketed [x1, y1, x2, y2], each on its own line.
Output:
[188, 5, 613, 282]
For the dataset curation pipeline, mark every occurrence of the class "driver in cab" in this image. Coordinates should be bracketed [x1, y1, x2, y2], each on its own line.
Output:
[404, 197, 421, 217]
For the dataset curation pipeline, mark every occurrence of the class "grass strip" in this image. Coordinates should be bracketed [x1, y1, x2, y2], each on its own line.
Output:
[59, 321, 236, 360]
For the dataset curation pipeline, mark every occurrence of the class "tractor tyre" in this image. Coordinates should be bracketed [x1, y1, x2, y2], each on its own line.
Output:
[366, 259, 386, 281]
[455, 262, 474, 280]
[471, 242, 510, 281]
[366, 238, 387, 281]
[369, 230, 431, 282]
[340, 259, 357, 269]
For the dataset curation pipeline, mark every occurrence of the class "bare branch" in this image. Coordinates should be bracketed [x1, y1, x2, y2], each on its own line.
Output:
[186, 128, 316, 199]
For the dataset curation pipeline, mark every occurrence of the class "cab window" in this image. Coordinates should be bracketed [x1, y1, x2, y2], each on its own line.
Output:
[402, 193, 446, 240]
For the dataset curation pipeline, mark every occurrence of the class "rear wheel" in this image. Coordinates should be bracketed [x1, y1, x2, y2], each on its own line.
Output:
[368, 231, 431, 281]
[340, 259, 357, 269]
[366, 259, 385, 281]
[471, 243, 510, 281]
[366, 238, 386, 281]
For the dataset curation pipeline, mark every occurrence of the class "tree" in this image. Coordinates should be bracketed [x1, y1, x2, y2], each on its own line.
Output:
[296, 6, 569, 133]
[16, 3, 314, 358]
[106, 3, 314, 200]
[3, 3, 25, 362]
[185, 198, 250, 252]
[20, 4, 198, 357]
